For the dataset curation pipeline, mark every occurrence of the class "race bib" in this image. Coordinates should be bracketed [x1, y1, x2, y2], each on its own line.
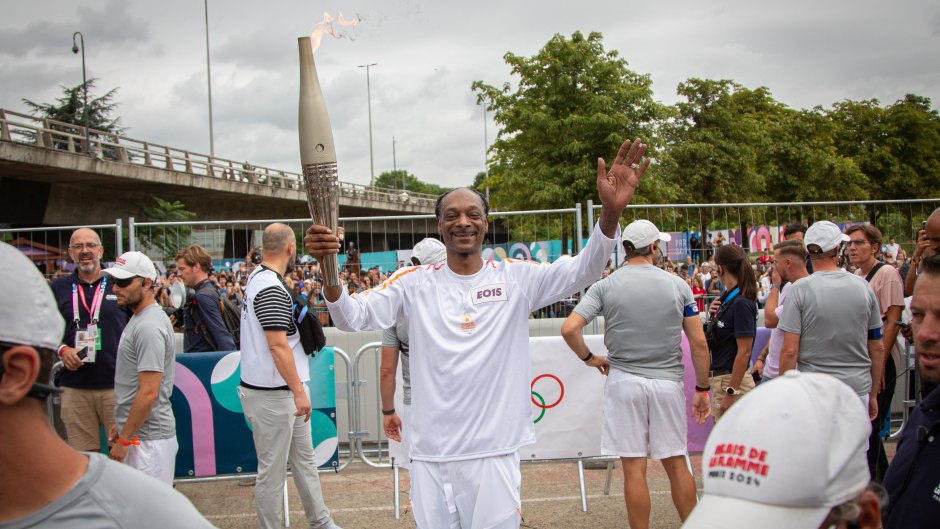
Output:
[470, 284, 507, 305]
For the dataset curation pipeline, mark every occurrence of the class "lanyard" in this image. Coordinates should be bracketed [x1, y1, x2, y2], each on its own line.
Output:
[72, 277, 108, 324]
[723, 286, 741, 306]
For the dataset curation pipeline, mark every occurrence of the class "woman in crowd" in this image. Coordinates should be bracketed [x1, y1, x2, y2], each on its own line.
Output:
[692, 274, 707, 313]
[705, 244, 759, 421]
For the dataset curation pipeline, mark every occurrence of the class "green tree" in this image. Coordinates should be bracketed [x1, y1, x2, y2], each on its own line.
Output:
[134, 197, 197, 259]
[659, 79, 785, 206]
[472, 31, 667, 212]
[374, 169, 451, 196]
[762, 107, 869, 202]
[22, 79, 124, 134]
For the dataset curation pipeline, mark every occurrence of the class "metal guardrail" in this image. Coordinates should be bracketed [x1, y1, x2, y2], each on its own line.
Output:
[0, 220, 124, 276]
[0, 108, 438, 208]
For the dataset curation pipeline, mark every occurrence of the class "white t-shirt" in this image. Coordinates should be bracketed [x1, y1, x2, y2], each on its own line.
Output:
[327, 222, 617, 462]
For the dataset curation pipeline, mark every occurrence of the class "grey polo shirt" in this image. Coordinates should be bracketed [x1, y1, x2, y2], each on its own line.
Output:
[114, 303, 177, 440]
[382, 320, 411, 405]
[573, 264, 698, 381]
[777, 270, 882, 396]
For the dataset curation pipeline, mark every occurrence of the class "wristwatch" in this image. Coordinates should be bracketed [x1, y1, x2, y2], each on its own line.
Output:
[725, 387, 742, 396]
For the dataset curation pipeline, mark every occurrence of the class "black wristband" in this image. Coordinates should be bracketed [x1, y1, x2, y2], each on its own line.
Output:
[581, 351, 594, 362]
[695, 385, 710, 392]
[382, 408, 395, 416]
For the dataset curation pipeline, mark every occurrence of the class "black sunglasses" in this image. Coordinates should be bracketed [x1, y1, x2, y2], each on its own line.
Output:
[112, 276, 141, 288]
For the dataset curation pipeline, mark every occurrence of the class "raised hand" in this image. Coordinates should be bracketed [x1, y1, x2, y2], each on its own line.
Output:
[597, 138, 650, 213]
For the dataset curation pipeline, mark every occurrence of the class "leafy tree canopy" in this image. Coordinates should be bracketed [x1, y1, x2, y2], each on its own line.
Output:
[375, 169, 451, 196]
[472, 31, 673, 211]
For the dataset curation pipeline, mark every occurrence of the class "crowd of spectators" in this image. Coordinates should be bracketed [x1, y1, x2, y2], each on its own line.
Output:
[39, 224, 923, 328]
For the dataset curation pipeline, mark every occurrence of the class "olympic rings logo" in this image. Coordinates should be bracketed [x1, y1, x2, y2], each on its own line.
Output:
[530, 373, 564, 424]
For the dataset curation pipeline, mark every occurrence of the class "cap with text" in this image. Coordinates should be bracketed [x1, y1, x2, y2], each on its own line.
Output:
[681, 371, 870, 529]
[412, 238, 447, 265]
[622, 220, 671, 249]
[100, 251, 158, 281]
[804, 221, 850, 254]
[0, 242, 65, 351]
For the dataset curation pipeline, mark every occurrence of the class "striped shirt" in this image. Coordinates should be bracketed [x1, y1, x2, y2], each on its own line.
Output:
[252, 285, 297, 335]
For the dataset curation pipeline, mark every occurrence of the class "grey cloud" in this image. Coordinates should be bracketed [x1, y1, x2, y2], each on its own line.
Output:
[0, 0, 151, 58]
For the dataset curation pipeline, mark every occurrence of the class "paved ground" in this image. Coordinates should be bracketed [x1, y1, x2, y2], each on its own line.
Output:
[179, 455, 693, 529]
[178, 441, 898, 528]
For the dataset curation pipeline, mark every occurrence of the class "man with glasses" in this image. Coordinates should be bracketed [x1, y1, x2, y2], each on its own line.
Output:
[846, 223, 904, 483]
[49, 228, 129, 451]
[0, 242, 214, 527]
[102, 252, 178, 484]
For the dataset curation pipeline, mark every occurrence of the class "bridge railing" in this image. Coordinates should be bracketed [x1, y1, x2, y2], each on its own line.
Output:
[0, 108, 438, 208]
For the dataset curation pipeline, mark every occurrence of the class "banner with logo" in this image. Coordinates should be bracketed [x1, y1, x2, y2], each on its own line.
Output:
[171, 348, 338, 478]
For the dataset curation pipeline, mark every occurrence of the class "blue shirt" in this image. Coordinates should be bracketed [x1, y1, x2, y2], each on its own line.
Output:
[49, 270, 130, 389]
[882, 386, 940, 528]
[709, 287, 757, 371]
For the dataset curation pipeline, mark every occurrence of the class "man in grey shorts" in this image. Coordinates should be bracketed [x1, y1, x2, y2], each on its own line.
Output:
[380, 238, 447, 468]
[0, 242, 214, 528]
[562, 220, 712, 529]
[778, 221, 885, 420]
[102, 251, 179, 485]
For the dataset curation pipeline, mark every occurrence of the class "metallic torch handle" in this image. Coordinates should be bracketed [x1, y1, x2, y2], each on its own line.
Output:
[302, 162, 341, 287]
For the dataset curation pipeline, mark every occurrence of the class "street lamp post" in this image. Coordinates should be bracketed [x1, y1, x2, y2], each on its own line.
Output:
[204, 0, 215, 158]
[71, 31, 90, 155]
[481, 100, 489, 180]
[358, 63, 377, 187]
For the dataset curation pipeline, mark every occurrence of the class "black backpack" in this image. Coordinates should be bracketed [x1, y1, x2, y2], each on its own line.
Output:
[190, 282, 241, 350]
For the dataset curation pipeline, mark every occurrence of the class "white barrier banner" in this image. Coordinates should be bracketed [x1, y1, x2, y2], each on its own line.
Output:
[389, 335, 609, 465]
[524, 335, 608, 460]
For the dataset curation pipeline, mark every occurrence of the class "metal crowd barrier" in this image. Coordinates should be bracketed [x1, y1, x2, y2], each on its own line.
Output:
[0, 220, 124, 278]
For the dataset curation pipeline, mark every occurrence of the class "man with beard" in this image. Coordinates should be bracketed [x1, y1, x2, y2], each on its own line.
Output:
[238, 223, 341, 529]
[101, 252, 178, 484]
[882, 255, 940, 528]
[49, 228, 129, 451]
[305, 138, 649, 529]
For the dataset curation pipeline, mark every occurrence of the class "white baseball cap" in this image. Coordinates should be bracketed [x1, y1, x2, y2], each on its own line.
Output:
[622, 219, 671, 249]
[412, 238, 447, 265]
[100, 251, 158, 281]
[0, 242, 65, 351]
[682, 371, 871, 529]
[804, 221, 850, 253]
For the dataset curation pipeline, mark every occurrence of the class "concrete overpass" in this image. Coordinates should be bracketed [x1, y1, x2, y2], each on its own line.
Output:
[0, 109, 437, 227]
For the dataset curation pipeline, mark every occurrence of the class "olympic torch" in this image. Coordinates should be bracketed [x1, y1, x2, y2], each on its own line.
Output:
[298, 36, 341, 287]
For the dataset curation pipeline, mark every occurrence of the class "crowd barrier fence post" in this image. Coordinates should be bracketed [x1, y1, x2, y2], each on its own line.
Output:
[127, 217, 136, 252]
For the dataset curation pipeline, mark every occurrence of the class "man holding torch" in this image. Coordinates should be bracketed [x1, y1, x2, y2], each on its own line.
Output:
[305, 138, 649, 529]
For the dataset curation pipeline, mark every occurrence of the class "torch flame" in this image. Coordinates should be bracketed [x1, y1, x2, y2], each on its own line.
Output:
[310, 11, 361, 54]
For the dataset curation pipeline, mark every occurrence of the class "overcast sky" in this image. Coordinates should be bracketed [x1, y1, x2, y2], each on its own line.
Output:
[3, 1, 939, 189]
